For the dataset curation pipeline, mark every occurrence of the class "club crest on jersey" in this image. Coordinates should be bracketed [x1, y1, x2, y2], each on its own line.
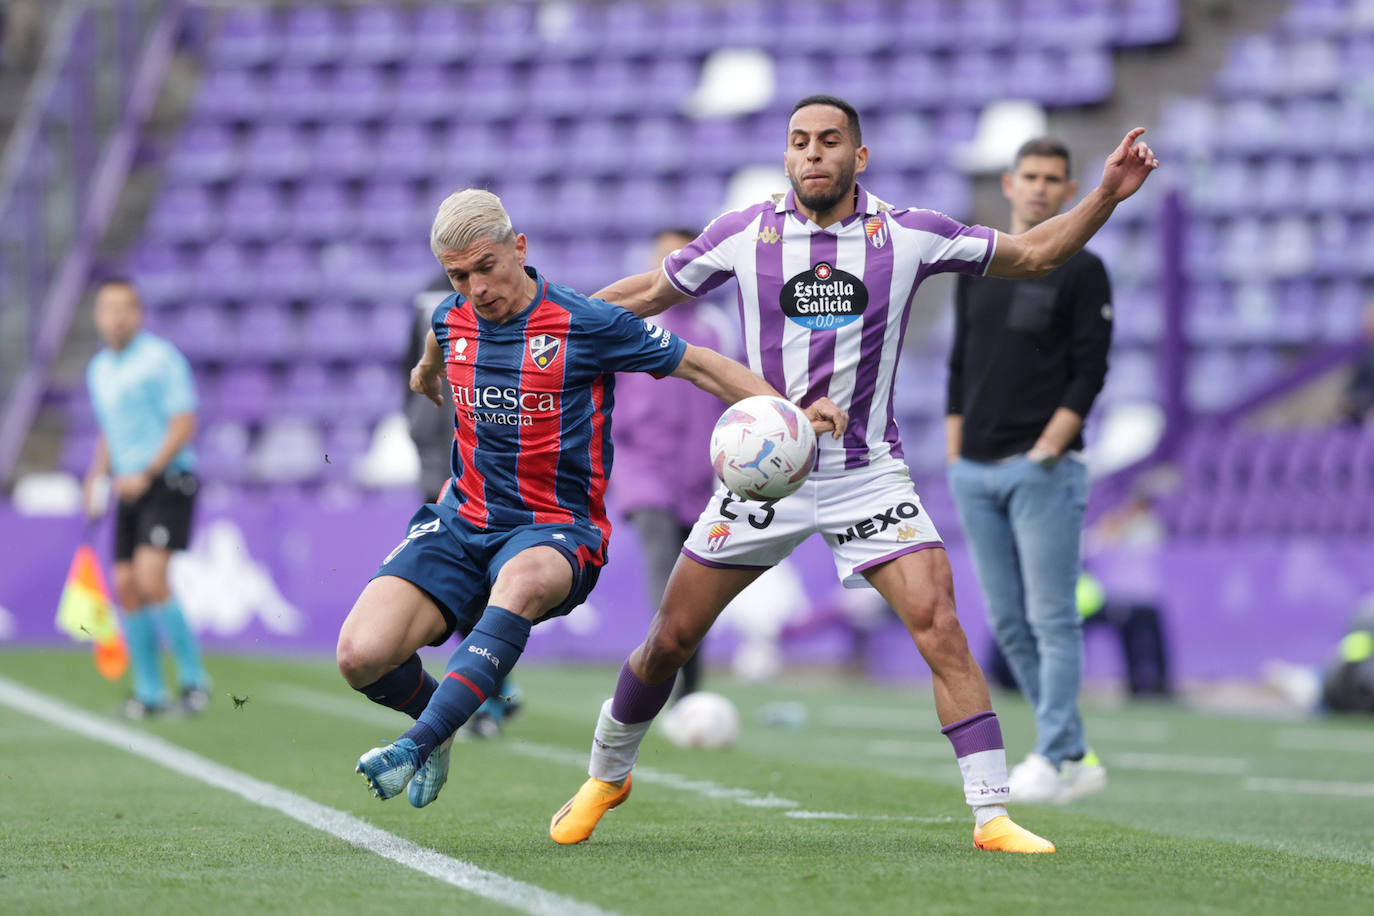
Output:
[864, 217, 888, 249]
[528, 334, 562, 370]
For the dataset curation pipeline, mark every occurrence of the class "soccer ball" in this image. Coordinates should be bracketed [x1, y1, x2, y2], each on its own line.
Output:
[709, 395, 816, 501]
[660, 691, 740, 749]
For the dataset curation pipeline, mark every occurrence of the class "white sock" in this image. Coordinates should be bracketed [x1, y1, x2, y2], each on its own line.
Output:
[588, 698, 653, 783]
[955, 748, 1011, 826]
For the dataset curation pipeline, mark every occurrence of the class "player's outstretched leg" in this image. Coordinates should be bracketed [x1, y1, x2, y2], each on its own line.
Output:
[550, 664, 675, 844]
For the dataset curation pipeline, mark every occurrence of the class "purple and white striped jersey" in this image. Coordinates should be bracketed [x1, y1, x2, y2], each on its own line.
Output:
[663, 183, 997, 474]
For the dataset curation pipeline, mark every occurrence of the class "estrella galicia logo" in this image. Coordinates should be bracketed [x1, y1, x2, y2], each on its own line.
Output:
[528, 334, 561, 370]
[780, 262, 869, 330]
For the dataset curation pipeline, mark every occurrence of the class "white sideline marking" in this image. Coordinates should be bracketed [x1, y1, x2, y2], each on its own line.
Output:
[1246, 777, 1374, 798]
[1274, 729, 1374, 754]
[0, 676, 615, 916]
[1109, 752, 1249, 775]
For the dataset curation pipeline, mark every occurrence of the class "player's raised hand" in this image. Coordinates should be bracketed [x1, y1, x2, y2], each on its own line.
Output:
[409, 360, 445, 407]
[1099, 127, 1159, 203]
[802, 396, 848, 440]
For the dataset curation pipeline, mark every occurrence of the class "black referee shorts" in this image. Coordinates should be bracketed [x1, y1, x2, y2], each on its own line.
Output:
[113, 472, 198, 562]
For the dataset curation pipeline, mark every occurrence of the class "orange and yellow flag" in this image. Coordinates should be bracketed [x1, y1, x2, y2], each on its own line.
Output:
[55, 544, 128, 681]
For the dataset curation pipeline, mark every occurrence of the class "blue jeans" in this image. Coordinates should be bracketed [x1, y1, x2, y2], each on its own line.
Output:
[947, 455, 1089, 766]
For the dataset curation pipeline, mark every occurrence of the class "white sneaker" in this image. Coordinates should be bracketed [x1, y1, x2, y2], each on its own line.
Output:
[1007, 754, 1061, 804]
[1057, 751, 1107, 803]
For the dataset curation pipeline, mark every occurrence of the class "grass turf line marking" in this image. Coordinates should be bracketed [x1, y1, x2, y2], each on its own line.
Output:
[0, 676, 616, 916]
[272, 683, 960, 820]
[1245, 777, 1374, 798]
[1273, 729, 1374, 754]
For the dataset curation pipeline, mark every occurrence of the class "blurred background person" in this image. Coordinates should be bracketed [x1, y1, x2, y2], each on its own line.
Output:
[1338, 301, 1374, 426]
[81, 278, 209, 719]
[610, 227, 738, 702]
[945, 138, 1112, 804]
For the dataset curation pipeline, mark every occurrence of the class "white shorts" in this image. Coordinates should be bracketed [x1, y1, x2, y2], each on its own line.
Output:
[681, 460, 943, 589]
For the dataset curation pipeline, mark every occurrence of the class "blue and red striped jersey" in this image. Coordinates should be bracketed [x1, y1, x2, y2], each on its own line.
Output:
[433, 267, 688, 550]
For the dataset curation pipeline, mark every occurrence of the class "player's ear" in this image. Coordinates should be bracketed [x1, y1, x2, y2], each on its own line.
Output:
[1001, 170, 1015, 201]
[514, 233, 527, 262]
[855, 145, 868, 174]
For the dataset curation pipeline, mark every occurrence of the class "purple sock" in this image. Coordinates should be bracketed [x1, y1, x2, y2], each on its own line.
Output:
[609, 661, 676, 724]
[940, 710, 1004, 757]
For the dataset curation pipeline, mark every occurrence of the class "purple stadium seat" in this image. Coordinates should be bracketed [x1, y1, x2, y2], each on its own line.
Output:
[896, 0, 958, 50]
[222, 182, 289, 242]
[264, 67, 333, 123]
[392, 64, 454, 124]
[310, 123, 376, 179]
[659, 2, 721, 56]
[192, 68, 266, 123]
[331, 66, 393, 123]
[346, 4, 411, 64]
[290, 181, 355, 243]
[167, 305, 237, 364]
[624, 118, 686, 175]
[303, 301, 366, 360]
[778, 0, 838, 54]
[599, 2, 663, 58]
[525, 59, 589, 117]
[1215, 35, 1283, 98]
[196, 420, 251, 483]
[456, 63, 526, 121]
[638, 58, 697, 111]
[279, 363, 338, 421]
[355, 182, 426, 243]
[257, 243, 324, 301]
[239, 123, 310, 181]
[504, 121, 560, 178]
[372, 123, 440, 181]
[281, 5, 344, 66]
[234, 305, 299, 362]
[689, 118, 748, 173]
[437, 121, 506, 181]
[1117, 0, 1181, 47]
[955, 0, 1017, 49]
[718, 0, 779, 50]
[410, 4, 472, 64]
[562, 120, 627, 177]
[345, 363, 403, 422]
[210, 5, 280, 67]
[125, 244, 193, 311]
[193, 242, 259, 303]
[827, 56, 886, 111]
[250, 418, 327, 483]
[166, 121, 239, 183]
[145, 185, 219, 245]
[476, 2, 539, 63]
[888, 52, 949, 110]
[840, 0, 897, 54]
[354, 305, 413, 362]
[1287, 38, 1342, 96]
[584, 59, 642, 116]
[1022, 0, 1114, 50]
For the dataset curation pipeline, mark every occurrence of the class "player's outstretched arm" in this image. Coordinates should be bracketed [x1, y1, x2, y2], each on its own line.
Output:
[409, 329, 446, 407]
[670, 346, 848, 439]
[594, 268, 692, 318]
[990, 127, 1159, 280]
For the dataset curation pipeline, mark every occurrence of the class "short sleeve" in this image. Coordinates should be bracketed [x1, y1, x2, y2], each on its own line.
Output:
[890, 209, 997, 278]
[158, 341, 197, 415]
[591, 302, 688, 378]
[662, 204, 766, 298]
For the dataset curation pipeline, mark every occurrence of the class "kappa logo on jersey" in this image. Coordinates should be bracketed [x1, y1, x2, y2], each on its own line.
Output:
[454, 337, 469, 361]
[706, 522, 731, 551]
[528, 334, 561, 370]
[864, 217, 888, 249]
[780, 262, 870, 331]
[834, 501, 921, 545]
[756, 226, 781, 244]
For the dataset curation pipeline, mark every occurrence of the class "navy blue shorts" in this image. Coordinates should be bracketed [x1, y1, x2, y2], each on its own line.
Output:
[373, 502, 606, 646]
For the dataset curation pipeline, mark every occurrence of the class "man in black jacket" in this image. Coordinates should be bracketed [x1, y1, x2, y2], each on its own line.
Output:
[946, 137, 1111, 805]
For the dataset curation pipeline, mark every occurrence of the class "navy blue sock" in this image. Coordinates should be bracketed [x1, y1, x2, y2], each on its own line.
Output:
[402, 606, 531, 760]
[355, 654, 437, 719]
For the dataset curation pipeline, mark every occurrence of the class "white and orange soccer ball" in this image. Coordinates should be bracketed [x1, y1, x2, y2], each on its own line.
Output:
[708, 395, 816, 501]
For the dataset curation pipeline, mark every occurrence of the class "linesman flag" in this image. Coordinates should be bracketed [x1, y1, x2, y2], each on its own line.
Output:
[55, 543, 129, 681]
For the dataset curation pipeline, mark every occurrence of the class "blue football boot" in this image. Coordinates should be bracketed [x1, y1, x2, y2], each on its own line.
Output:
[407, 736, 454, 808]
[356, 738, 421, 800]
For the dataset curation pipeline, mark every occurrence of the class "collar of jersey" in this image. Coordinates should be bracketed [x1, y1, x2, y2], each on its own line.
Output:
[776, 182, 884, 229]
[470, 266, 545, 328]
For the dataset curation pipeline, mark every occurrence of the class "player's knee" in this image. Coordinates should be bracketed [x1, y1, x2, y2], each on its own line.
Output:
[906, 595, 965, 651]
[336, 637, 381, 688]
[645, 624, 698, 674]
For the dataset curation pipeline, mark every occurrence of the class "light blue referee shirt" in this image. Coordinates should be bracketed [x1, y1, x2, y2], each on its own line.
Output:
[87, 330, 197, 475]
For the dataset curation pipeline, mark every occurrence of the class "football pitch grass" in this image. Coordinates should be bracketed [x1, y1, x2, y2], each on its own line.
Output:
[2, 650, 1371, 915]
